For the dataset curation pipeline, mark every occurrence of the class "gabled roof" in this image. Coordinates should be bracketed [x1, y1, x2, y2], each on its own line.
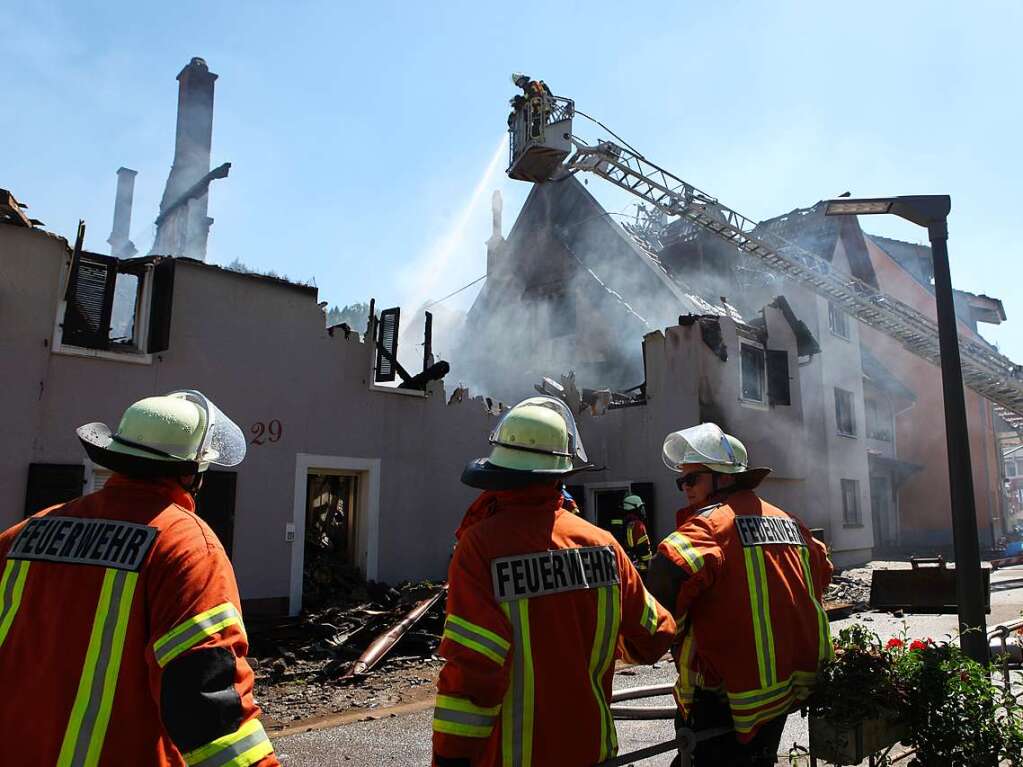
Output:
[504, 176, 745, 327]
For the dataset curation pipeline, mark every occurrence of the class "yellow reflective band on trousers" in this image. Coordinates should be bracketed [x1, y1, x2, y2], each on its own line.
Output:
[0, 559, 30, 650]
[154, 601, 243, 668]
[797, 547, 833, 663]
[743, 547, 777, 689]
[443, 614, 510, 665]
[433, 695, 500, 738]
[182, 718, 275, 767]
[673, 626, 701, 711]
[57, 568, 138, 767]
[663, 532, 704, 574]
[639, 590, 659, 636]
[501, 599, 534, 767]
[587, 585, 621, 763]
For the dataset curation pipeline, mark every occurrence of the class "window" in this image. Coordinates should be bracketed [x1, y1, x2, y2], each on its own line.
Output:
[842, 479, 862, 527]
[1009, 461, 1021, 479]
[24, 463, 84, 518]
[835, 388, 857, 436]
[828, 301, 850, 340]
[60, 253, 175, 355]
[865, 397, 892, 441]
[740, 343, 766, 403]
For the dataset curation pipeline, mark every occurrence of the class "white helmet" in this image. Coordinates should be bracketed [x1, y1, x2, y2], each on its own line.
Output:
[662, 423, 748, 474]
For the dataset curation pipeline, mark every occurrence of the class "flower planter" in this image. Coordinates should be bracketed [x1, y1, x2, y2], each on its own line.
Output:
[808, 714, 908, 765]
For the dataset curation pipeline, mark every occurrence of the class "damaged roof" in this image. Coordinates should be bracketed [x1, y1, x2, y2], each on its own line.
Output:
[174, 257, 319, 295]
[508, 176, 746, 327]
[754, 201, 879, 287]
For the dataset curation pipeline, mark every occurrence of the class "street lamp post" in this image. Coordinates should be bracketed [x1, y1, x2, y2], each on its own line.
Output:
[825, 195, 989, 664]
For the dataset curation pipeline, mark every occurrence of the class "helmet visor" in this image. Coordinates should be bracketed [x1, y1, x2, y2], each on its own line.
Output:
[662, 423, 740, 472]
[169, 390, 247, 467]
[489, 396, 588, 464]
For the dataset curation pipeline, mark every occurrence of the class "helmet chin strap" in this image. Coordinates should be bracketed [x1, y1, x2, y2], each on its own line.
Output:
[178, 473, 205, 497]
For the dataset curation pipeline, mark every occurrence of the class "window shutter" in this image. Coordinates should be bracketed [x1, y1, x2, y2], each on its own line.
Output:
[147, 257, 176, 353]
[375, 307, 401, 383]
[63, 252, 118, 349]
[24, 463, 85, 518]
[766, 350, 791, 406]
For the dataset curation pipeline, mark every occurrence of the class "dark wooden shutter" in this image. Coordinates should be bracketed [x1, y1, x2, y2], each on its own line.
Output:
[24, 463, 85, 518]
[375, 307, 401, 383]
[147, 257, 176, 353]
[195, 471, 237, 558]
[630, 482, 657, 539]
[767, 350, 791, 406]
[63, 252, 118, 349]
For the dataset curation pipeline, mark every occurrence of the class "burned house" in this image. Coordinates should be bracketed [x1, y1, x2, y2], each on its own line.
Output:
[460, 177, 1013, 565]
[1, 210, 504, 615]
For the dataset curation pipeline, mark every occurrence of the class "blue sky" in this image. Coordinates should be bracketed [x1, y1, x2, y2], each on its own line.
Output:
[5, 1, 1021, 360]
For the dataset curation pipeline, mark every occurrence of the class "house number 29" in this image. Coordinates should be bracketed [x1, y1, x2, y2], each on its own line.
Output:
[250, 420, 283, 445]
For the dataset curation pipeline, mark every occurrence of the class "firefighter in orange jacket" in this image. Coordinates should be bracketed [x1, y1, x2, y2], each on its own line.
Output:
[433, 397, 676, 767]
[0, 391, 278, 767]
[647, 424, 833, 767]
[621, 495, 653, 575]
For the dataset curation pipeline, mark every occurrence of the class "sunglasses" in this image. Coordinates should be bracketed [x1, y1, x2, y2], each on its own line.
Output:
[676, 471, 712, 490]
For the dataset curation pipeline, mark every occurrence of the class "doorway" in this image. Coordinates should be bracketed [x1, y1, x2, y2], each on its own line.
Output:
[870, 474, 897, 551]
[593, 486, 630, 533]
[195, 471, 237, 559]
[303, 472, 361, 609]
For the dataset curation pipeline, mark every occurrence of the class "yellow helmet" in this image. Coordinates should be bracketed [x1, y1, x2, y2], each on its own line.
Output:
[77, 390, 246, 477]
[462, 397, 590, 489]
[622, 494, 644, 512]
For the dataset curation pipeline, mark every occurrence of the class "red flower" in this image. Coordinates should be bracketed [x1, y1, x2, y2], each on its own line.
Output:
[909, 639, 928, 651]
[886, 638, 904, 649]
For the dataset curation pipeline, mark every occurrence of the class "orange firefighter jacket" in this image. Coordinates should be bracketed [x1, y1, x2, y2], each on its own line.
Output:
[0, 475, 278, 767]
[654, 490, 833, 742]
[433, 486, 676, 767]
[624, 515, 652, 573]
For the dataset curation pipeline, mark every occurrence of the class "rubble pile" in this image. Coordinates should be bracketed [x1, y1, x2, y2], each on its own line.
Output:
[825, 561, 913, 610]
[250, 580, 446, 725]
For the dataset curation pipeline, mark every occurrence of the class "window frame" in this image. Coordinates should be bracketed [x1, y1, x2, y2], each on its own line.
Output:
[53, 254, 174, 365]
[739, 341, 768, 406]
[828, 301, 850, 341]
[865, 396, 893, 442]
[834, 387, 858, 437]
[841, 478, 862, 527]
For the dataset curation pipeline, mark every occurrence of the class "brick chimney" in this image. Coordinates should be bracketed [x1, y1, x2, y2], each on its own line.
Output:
[107, 167, 138, 259]
[163, 57, 217, 207]
[151, 57, 224, 260]
[486, 189, 506, 276]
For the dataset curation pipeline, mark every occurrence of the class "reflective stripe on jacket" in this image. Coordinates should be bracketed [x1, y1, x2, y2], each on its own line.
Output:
[432, 486, 676, 767]
[656, 490, 833, 742]
[0, 475, 278, 767]
[624, 516, 652, 572]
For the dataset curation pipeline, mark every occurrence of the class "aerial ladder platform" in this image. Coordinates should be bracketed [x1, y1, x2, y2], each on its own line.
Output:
[505, 86, 1023, 429]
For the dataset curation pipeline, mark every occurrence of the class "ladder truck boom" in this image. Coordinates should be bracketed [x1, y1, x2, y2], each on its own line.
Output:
[505, 85, 1023, 428]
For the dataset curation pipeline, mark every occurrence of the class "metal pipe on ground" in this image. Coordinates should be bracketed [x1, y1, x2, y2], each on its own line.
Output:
[340, 585, 447, 680]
